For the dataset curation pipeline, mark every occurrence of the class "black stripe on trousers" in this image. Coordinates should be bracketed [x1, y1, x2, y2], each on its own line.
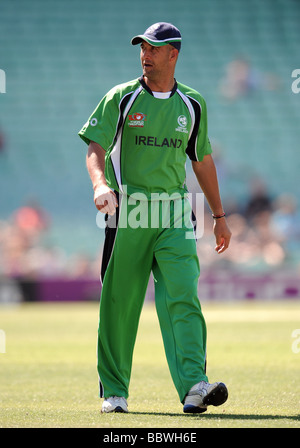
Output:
[99, 192, 120, 397]
[100, 192, 120, 283]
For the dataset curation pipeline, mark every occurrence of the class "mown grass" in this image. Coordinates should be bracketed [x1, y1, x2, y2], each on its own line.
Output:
[0, 300, 299, 428]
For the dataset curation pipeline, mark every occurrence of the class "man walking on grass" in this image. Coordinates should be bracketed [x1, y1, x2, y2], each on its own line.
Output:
[79, 22, 231, 414]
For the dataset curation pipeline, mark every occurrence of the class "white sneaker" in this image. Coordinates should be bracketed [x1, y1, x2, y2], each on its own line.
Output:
[183, 381, 228, 413]
[101, 396, 128, 413]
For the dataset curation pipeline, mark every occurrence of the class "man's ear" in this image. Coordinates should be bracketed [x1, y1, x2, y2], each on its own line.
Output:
[169, 47, 179, 63]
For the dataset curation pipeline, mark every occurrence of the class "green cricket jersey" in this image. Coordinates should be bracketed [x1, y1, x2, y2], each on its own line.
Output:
[79, 77, 212, 198]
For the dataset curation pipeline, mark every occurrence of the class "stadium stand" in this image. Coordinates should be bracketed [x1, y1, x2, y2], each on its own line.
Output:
[0, 0, 299, 275]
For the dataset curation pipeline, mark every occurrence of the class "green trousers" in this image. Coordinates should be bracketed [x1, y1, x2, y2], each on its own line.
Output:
[97, 194, 208, 404]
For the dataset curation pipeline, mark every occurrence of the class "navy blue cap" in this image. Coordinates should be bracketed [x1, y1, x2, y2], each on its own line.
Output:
[131, 22, 181, 52]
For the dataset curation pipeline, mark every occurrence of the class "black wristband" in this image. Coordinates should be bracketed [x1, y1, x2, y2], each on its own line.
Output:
[212, 213, 226, 219]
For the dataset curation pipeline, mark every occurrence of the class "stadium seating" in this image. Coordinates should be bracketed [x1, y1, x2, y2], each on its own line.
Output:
[1, 0, 299, 255]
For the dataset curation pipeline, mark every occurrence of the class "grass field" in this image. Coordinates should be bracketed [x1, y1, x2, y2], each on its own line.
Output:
[0, 299, 299, 429]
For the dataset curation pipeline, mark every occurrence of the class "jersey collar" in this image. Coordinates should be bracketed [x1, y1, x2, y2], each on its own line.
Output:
[138, 76, 178, 97]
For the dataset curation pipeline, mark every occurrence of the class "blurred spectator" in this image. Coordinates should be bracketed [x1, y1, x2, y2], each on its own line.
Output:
[13, 200, 50, 237]
[0, 202, 101, 280]
[1, 188, 299, 281]
[271, 193, 300, 242]
[270, 193, 300, 265]
[219, 56, 280, 101]
[243, 178, 273, 222]
[197, 206, 286, 272]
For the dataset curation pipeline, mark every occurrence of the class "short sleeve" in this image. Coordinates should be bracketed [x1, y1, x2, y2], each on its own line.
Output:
[78, 90, 119, 151]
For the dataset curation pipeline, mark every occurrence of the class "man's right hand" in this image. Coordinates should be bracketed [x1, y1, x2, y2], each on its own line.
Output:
[94, 185, 118, 216]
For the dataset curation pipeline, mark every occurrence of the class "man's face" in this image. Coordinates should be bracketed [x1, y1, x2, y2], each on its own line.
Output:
[140, 41, 176, 81]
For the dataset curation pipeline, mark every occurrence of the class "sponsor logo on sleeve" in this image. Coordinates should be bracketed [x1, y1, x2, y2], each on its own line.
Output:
[90, 117, 98, 126]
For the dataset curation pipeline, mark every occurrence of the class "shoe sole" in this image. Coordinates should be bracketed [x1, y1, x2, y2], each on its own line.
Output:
[202, 382, 228, 407]
[101, 406, 128, 413]
[183, 404, 207, 414]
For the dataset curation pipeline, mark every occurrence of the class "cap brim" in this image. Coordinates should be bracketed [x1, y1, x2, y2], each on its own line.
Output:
[131, 35, 170, 47]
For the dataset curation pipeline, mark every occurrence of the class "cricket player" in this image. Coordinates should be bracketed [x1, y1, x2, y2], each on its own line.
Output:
[79, 22, 232, 414]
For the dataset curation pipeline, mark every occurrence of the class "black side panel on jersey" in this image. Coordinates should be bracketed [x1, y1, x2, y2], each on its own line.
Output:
[108, 88, 142, 191]
[107, 93, 134, 192]
[113, 93, 134, 146]
[185, 96, 201, 161]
